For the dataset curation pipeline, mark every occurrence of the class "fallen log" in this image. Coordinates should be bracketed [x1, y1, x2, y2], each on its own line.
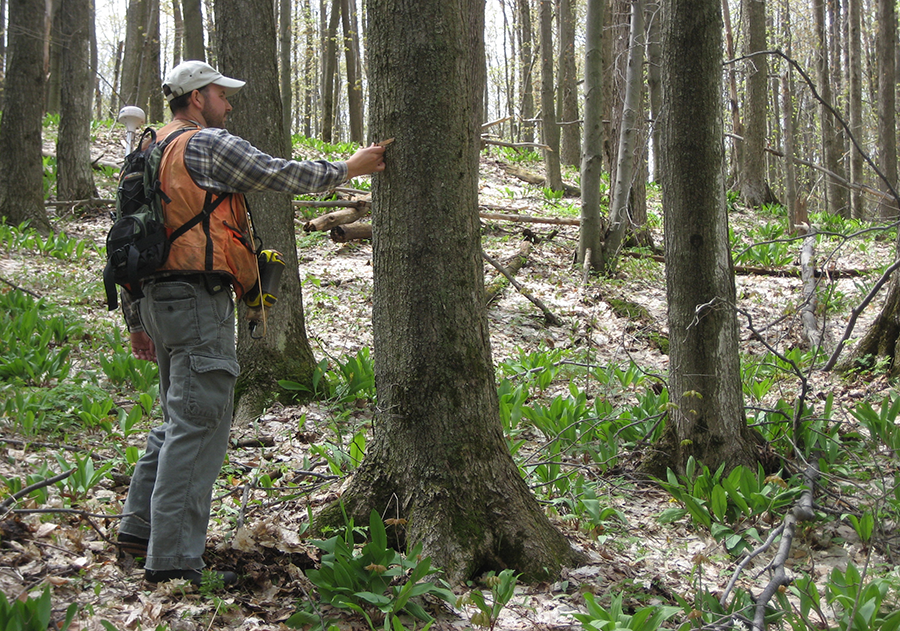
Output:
[499, 163, 581, 197]
[485, 240, 533, 304]
[479, 209, 580, 226]
[331, 222, 372, 243]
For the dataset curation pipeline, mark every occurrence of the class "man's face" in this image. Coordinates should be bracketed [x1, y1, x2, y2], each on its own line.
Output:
[199, 84, 233, 128]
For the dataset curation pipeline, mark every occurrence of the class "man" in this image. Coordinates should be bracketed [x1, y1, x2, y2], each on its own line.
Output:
[116, 60, 385, 587]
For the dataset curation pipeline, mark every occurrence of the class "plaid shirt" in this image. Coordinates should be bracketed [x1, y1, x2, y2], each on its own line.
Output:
[121, 126, 349, 332]
[184, 128, 348, 194]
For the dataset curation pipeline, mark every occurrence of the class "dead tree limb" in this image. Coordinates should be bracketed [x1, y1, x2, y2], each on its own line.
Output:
[485, 241, 533, 304]
[304, 202, 369, 232]
[479, 209, 581, 226]
[498, 163, 581, 197]
[0, 468, 74, 513]
[482, 251, 562, 326]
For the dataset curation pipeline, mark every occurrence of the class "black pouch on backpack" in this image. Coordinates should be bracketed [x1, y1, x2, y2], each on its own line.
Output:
[103, 127, 188, 310]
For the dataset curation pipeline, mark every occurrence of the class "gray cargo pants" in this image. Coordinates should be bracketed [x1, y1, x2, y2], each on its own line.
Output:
[119, 275, 240, 572]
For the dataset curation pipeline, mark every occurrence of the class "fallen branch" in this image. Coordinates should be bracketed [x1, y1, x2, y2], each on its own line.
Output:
[485, 240, 533, 304]
[479, 208, 580, 226]
[304, 202, 369, 232]
[0, 468, 74, 513]
[0, 277, 41, 298]
[499, 163, 581, 197]
[482, 251, 562, 326]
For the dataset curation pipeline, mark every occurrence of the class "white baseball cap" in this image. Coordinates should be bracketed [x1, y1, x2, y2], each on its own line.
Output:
[162, 60, 245, 102]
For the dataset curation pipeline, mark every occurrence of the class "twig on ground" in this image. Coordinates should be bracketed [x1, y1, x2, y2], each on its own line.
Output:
[0, 468, 74, 513]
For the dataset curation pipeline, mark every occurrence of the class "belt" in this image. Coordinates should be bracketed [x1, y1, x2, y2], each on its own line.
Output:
[144, 273, 231, 294]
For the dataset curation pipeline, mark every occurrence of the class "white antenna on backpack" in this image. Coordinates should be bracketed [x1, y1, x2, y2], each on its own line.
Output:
[118, 106, 146, 154]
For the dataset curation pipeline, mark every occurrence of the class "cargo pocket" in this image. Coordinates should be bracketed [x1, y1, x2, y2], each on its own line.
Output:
[186, 354, 241, 423]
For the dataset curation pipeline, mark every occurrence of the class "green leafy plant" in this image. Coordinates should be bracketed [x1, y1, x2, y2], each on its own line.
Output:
[824, 562, 900, 631]
[55, 453, 113, 501]
[291, 509, 455, 630]
[280, 348, 376, 404]
[99, 331, 159, 391]
[0, 586, 76, 631]
[457, 569, 519, 629]
[571, 592, 679, 630]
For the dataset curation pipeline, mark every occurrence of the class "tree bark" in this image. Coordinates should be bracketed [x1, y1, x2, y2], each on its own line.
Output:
[604, 0, 644, 275]
[56, 0, 97, 202]
[321, 0, 339, 143]
[215, 0, 321, 425]
[172, 0, 183, 64]
[0, 0, 49, 233]
[738, 0, 776, 207]
[320, 0, 584, 583]
[516, 0, 534, 143]
[556, 0, 579, 166]
[656, 0, 761, 474]
[814, 0, 849, 216]
[722, 0, 742, 188]
[280, 0, 292, 138]
[847, 0, 863, 218]
[645, 0, 662, 183]
[876, 0, 897, 219]
[538, 0, 562, 191]
[182, 0, 205, 61]
[340, 0, 363, 144]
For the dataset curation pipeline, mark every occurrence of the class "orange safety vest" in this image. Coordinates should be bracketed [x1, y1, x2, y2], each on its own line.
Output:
[154, 120, 258, 299]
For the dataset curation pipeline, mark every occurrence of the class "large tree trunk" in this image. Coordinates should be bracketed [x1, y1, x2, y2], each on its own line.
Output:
[319, 0, 583, 583]
[738, 0, 776, 207]
[215, 0, 321, 425]
[655, 0, 761, 475]
[556, 0, 579, 166]
[538, 0, 562, 191]
[876, 0, 897, 219]
[56, 0, 96, 202]
[0, 0, 49, 233]
[182, 0, 205, 61]
[578, 0, 605, 271]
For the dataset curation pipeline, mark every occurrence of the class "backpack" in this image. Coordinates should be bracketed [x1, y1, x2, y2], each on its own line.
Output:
[103, 126, 225, 310]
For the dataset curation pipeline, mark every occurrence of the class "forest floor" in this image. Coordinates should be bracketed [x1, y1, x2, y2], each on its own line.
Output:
[0, 125, 898, 630]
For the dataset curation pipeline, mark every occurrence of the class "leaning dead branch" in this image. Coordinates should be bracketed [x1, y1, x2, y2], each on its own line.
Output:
[485, 240, 533, 304]
[482, 251, 562, 326]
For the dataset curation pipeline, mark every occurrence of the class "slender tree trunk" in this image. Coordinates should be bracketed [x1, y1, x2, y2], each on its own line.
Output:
[321, 0, 339, 142]
[579, 0, 605, 271]
[814, 0, 848, 216]
[172, 0, 183, 64]
[57, 0, 96, 201]
[321, 0, 584, 583]
[182, 0, 205, 61]
[46, 0, 61, 114]
[645, 0, 662, 182]
[654, 0, 761, 475]
[722, 0, 742, 188]
[556, 0, 579, 166]
[142, 0, 163, 122]
[0, 0, 6, 103]
[604, 0, 644, 274]
[738, 0, 775, 207]
[517, 0, 534, 143]
[539, 0, 562, 190]
[847, 0, 863, 218]
[340, 0, 363, 144]
[876, 0, 898, 219]
[0, 0, 49, 233]
[280, 0, 292, 138]
[121, 0, 145, 107]
[780, 1, 799, 231]
[215, 0, 321, 424]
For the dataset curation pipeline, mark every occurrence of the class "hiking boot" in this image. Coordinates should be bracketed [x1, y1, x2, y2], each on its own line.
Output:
[144, 568, 238, 587]
[116, 533, 149, 558]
